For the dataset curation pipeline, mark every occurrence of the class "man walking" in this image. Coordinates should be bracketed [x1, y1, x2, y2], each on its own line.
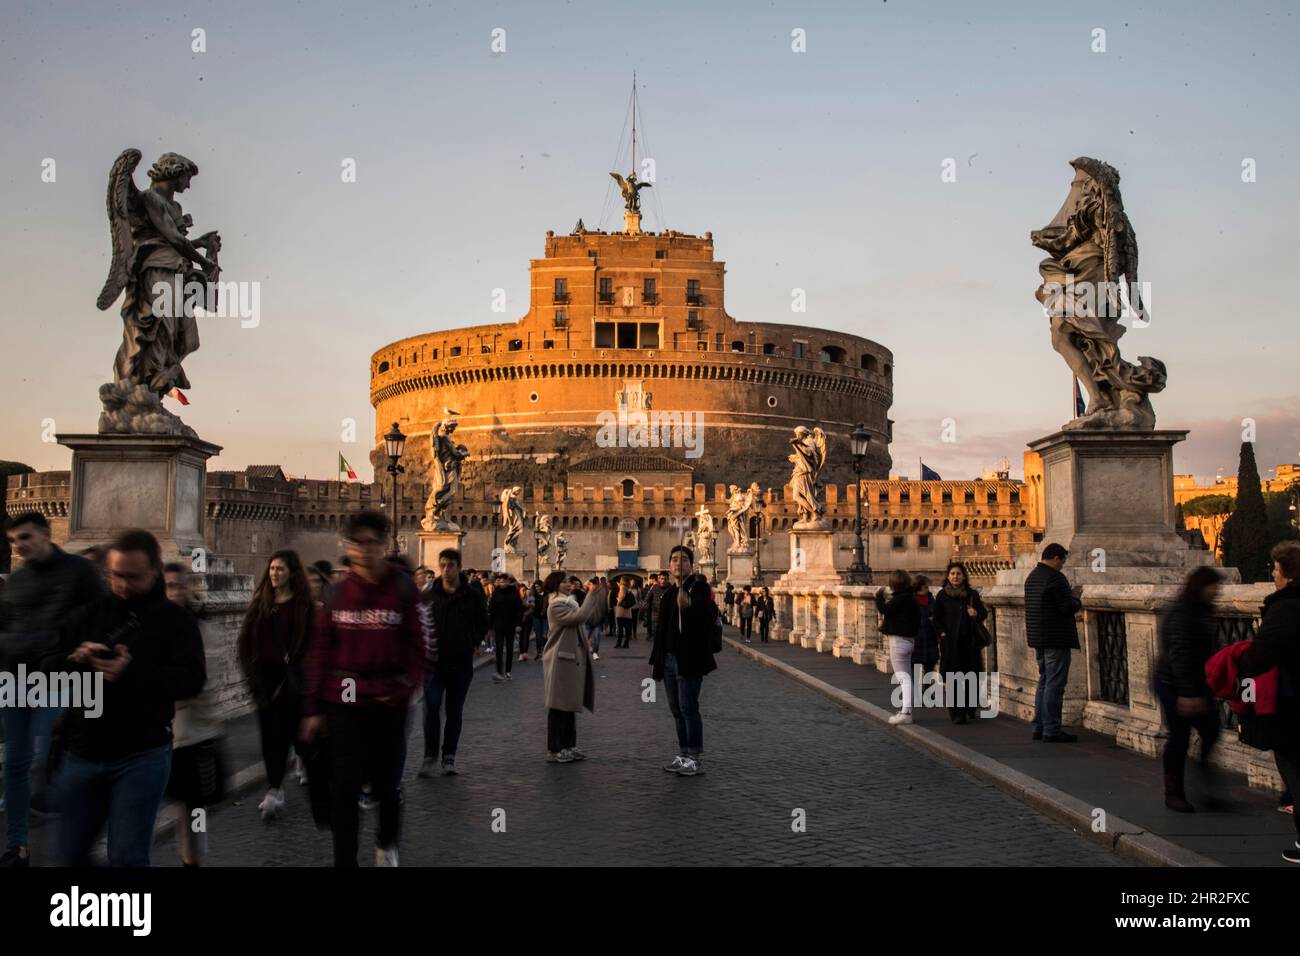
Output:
[0, 511, 105, 867]
[300, 511, 427, 867]
[41, 530, 206, 866]
[642, 572, 666, 642]
[488, 573, 524, 682]
[650, 545, 717, 777]
[1025, 542, 1081, 743]
[419, 548, 487, 776]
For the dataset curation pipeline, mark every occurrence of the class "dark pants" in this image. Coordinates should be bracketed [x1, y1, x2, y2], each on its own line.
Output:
[1274, 752, 1300, 839]
[494, 627, 516, 675]
[740, 615, 754, 639]
[547, 709, 576, 753]
[1154, 679, 1221, 777]
[644, 609, 655, 639]
[616, 617, 633, 647]
[424, 665, 474, 761]
[759, 617, 770, 642]
[662, 653, 704, 756]
[56, 744, 172, 867]
[256, 690, 299, 789]
[1032, 647, 1071, 737]
[526, 616, 547, 656]
[327, 703, 407, 866]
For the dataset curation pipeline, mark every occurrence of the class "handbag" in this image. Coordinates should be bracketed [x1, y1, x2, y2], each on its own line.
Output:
[967, 597, 992, 648]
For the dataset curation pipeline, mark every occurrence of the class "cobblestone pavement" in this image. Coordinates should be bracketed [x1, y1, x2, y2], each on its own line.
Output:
[161, 640, 1121, 866]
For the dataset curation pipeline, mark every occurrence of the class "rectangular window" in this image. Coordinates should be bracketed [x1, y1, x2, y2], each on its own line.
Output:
[919, 535, 930, 549]
[878, 489, 888, 504]
[987, 491, 998, 505]
[639, 323, 660, 349]
[673, 332, 681, 350]
[655, 249, 665, 259]
[892, 536, 905, 550]
[921, 489, 931, 503]
[598, 277, 613, 305]
[553, 277, 569, 304]
[899, 489, 910, 503]
[793, 341, 806, 359]
[554, 310, 567, 328]
[1010, 489, 1021, 504]
[642, 278, 657, 304]
[696, 340, 707, 351]
[594, 322, 616, 348]
[714, 332, 723, 351]
[687, 310, 701, 330]
[964, 490, 975, 504]
[616, 322, 638, 349]
[449, 346, 462, 357]
[686, 279, 701, 305]
[942, 489, 953, 504]
[543, 339, 555, 349]
[993, 533, 999, 544]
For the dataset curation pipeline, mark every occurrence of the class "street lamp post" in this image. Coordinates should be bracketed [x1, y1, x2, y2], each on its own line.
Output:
[847, 422, 872, 583]
[751, 495, 766, 585]
[383, 421, 406, 557]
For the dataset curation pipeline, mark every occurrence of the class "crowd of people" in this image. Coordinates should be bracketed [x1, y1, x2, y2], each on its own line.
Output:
[0, 511, 722, 867]
[3, 506, 1298, 865]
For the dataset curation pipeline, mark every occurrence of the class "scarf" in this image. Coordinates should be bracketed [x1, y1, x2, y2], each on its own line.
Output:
[943, 582, 969, 601]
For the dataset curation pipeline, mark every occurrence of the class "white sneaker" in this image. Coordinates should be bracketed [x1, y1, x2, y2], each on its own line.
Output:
[663, 755, 687, 773]
[888, 712, 913, 725]
[592, 652, 600, 661]
[258, 788, 285, 821]
[375, 846, 399, 867]
[676, 757, 701, 777]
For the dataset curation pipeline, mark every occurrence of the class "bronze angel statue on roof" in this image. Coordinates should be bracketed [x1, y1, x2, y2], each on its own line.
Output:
[96, 149, 221, 418]
[609, 170, 651, 214]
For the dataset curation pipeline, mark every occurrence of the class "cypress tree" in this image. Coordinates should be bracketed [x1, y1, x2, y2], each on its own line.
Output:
[1222, 442, 1270, 583]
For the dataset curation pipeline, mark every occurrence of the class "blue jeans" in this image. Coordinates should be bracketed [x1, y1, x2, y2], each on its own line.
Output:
[588, 622, 602, 654]
[662, 653, 704, 756]
[56, 744, 172, 866]
[1, 704, 62, 850]
[530, 616, 548, 655]
[1032, 647, 1072, 737]
[423, 666, 474, 761]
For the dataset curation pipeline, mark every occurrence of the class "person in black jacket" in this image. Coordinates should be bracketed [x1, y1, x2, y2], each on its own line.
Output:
[1153, 566, 1224, 813]
[420, 548, 488, 776]
[489, 573, 524, 682]
[1024, 543, 1081, 743]
[875, 570, 920, 724]
[932, 563, 989, 724]
[1239, 541, 1300, 863]
[41, 529, 206, 867]
[912, 574, 940, 679]
[0, 511, 105, 867]
[650, 545, 717, 777]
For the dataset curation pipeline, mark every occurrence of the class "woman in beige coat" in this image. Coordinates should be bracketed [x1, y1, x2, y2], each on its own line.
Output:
[542, 571, 607, 762]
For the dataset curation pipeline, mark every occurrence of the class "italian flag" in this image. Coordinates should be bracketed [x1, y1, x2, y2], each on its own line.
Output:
[338, 453, 358, 481]
[168, 388, 190, 406]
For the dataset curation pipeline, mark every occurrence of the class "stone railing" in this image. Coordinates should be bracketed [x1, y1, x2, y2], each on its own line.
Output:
[186, 560, 256, 722]
[770, 578, 1284, 793]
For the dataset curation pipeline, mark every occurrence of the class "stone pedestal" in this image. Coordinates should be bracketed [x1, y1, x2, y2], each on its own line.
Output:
[699, 560, 718, 584]
[1019, 428, 1221, 585]
[417, 528, 464, 569]
[774, 525, 839, 587]
[726, 549, 755, 584]
[503, 550, 526, 581]
[624, 211, 642, 234]
[57, 432, 221, 564]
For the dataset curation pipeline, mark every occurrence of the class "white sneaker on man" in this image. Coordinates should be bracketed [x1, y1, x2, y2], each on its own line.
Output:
[888, 712, 913, 725]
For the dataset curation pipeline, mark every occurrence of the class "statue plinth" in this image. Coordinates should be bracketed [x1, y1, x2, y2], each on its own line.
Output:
[57, 432, 221, 564]
[624, 211, 642, 234]
[502, 551, 526, 581]
[726, 549, 755, 584]
[775, 526, 839, 587]
[1000, 428, 1224, 586]
[418, 528, 465, 570]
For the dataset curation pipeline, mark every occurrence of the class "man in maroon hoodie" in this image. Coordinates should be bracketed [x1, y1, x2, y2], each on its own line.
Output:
[300, 511, 428, 867]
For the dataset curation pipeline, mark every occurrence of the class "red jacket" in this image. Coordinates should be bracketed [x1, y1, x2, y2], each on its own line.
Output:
[1205, 641, 1278, 716]
[303, 566, 427, 714]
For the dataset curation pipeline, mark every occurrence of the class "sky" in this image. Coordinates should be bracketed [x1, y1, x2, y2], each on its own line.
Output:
[1, 0, 1296, 484]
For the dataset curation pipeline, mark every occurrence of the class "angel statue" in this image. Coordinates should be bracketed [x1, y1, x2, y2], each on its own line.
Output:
[609, 170, 652, 215]
[694, 505, 716, 566]
[1032, 157, 1166, 430]
[421, 418, 470, 531]
[788, 426, 828, 527]
[533, 513, 553, 563]
[724, 483, 762, 553]
[553, 533, 568, 570]
[96, 149, 221, 434]
[500, 486, 525, 553]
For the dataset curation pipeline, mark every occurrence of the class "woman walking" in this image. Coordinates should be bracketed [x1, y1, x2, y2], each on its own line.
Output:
[912, 575, 940, 683]
[615, 578, 636, 648]
[931, 563, 989, 724]
[756, 587, 775, 643]
[541, 572, 608, 762]
[738, 586, 756, 643]
[875, 570, 920, 725]
[237, 550, 314, 822]
[1154, 566, 1224, 812]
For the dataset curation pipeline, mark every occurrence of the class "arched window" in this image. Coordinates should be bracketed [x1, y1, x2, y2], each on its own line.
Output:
[861, 354, 878, 372]
[820, 345, 846, 364]
[377, 361, 389, 373]
[622, 478, 636, 499]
